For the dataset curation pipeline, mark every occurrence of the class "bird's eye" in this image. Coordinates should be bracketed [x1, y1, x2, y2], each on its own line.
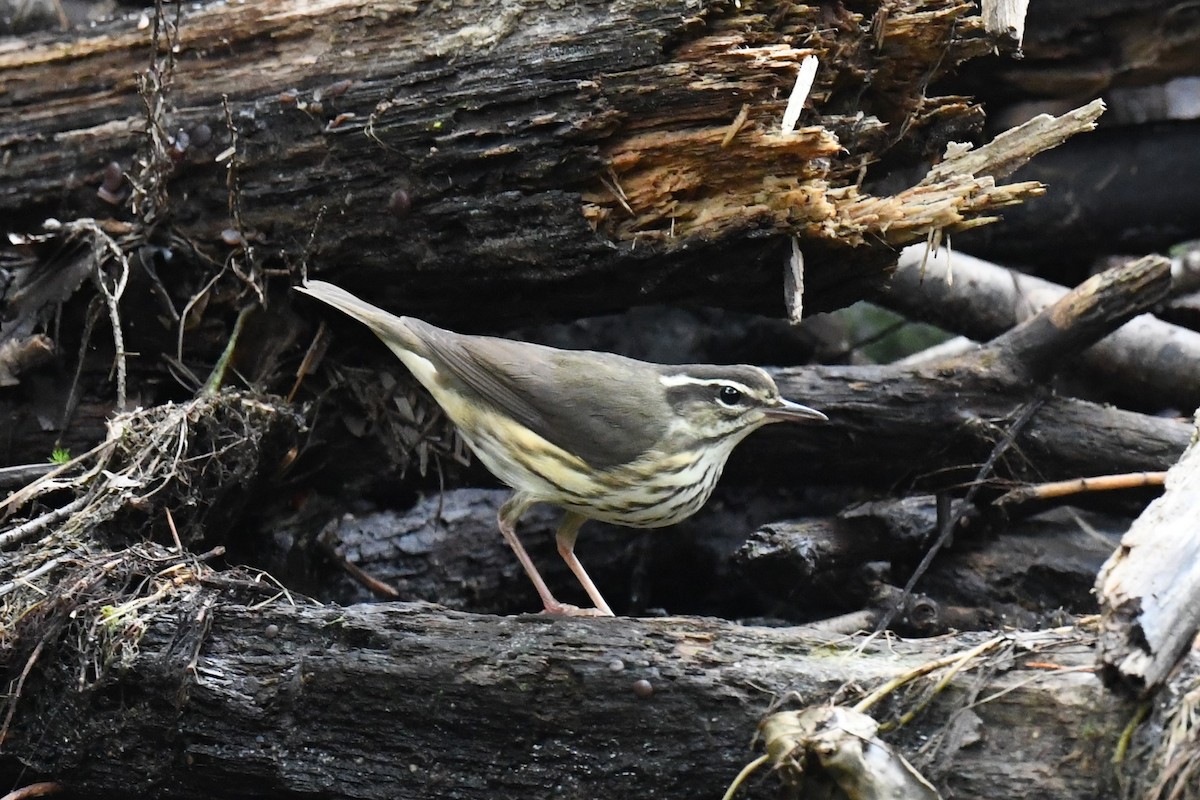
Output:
[717, 385, 743, 406]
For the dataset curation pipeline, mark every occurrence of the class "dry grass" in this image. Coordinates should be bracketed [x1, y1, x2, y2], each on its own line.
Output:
[0, 391, 303, 742]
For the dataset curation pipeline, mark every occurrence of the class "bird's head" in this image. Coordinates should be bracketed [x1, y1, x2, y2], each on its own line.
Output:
[658, 365, 827, 448]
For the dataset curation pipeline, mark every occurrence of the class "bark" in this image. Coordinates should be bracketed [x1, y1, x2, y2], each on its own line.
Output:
[1095, 411, 1200, 695]
[955, 123, 1200, 273]
[4, 4, 1198, 795]
[764, 362, 1189, 491]
[4, 251, 1189, 490]
[764, 257, 1189, 490]
[961, 0, 1200, 104]
[736, 499, 1120, 630]
[4, 333, 1188, 503]
[0, 601, 1137, 800]
[288, 487, 1123, 628]
[0, 258, 1180, 799]
[877, 246, 1200, 412]
[0, 0, 1077, 332]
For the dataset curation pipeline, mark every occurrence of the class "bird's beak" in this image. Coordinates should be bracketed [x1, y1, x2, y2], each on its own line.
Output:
[764, 398, 828, 423]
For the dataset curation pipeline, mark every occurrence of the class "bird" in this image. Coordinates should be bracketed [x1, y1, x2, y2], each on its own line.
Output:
[295, 280, 827, 616]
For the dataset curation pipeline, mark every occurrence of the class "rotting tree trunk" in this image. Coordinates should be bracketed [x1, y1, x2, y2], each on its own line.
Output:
[2, 0, 1052, 330]
[0, 600, 1139, 800]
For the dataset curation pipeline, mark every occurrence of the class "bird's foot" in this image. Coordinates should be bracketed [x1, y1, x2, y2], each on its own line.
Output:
[541, 601, 615, 618]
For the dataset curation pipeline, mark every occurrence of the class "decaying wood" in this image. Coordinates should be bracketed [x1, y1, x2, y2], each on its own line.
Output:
[0, 0, 1089, 330]
[764, 256, 1189, 490]
[0, 255, 1181, 798]
[307, 486, 1121, 627]
[984, 254, 1171, 380]
[1095, 411, 1200, 695]
[956, 122, 1200, 271]
[964, 0, 1200, 101]
[771, 366, 1188, 486]
[879, 246, 1200, 411]
[980, 0, 1029, 47]
[736, 499, 1120, 629]
[0, 600, 1138, 800]
[4, 2, 1198, 795]
[923, 98, 1102, 184]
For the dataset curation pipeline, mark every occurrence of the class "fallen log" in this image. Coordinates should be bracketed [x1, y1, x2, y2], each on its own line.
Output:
[0, 599, 1139, 800]
[0, 0, 1086, 332]
[765, 255, 1190, 489]
[878, 246, 1200, 412]
[736, 499, 1121, 629]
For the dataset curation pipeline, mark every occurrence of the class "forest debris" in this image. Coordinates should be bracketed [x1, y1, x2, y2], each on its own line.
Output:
[996, 472, 1166, 508]
[924, 98, 1105, 183]
[1095, 410, 1200, 694]
[0, 246, 92, 348]
[723, 706, 942, 800]
[824, 175, 1041, 247]
[1, 392, 305, 749]
[883, 246, 1200, 411]
[981, 0, 1029, 47]
[0, 334, 54, 387]
[0, 392, 303, 668]
[720, 103, 750, 148]
[781, 55, 819, 134]
[0, 497, 88, 550]
[0, 604, 1120, 799]
[807, 101, 1105, 248]
[0, 464, 54, 491]
[784, 238, 804, 323]
[725, 631, 1051, 800]
[1140, 678, 1200, 800]
[982, 254, 1171, 380]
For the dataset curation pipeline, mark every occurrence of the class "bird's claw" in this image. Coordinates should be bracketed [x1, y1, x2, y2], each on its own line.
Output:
[541, 602, 614, 618]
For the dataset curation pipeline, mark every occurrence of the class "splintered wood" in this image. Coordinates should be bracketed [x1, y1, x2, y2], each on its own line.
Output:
[1096, 414, 1200, 694]
[584, 30, 1102, 252]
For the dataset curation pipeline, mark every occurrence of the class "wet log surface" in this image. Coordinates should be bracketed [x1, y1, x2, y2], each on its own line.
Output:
[0, 602, 1133, 800]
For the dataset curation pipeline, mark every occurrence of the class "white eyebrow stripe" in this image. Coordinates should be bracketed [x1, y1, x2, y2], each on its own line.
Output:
[658, 375, 756, 393]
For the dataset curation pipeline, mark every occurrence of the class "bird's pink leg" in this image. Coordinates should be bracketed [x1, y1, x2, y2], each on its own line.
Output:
[498, 497, 609, 616]
[555, 512, 615, 617]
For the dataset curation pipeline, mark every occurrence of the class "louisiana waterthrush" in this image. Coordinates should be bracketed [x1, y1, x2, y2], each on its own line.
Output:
[296, 280, 827, 616]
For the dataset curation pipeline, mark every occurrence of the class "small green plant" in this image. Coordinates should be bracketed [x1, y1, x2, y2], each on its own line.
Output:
[49, 447, 71, 464]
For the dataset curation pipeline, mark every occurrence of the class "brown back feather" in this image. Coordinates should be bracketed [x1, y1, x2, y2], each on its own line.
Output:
[403, 318, 671, 469]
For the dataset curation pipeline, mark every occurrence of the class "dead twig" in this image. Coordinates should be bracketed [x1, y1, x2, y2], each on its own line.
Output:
[996, 471, 1166, 507]
[219, 95, 264, 305]
[875, 396, 1045, 634]
[288, 320, 328, 403]
[0, 496, 89, 549]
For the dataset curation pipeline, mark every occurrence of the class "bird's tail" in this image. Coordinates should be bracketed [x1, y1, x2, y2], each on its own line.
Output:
[294, 280, 421, 352]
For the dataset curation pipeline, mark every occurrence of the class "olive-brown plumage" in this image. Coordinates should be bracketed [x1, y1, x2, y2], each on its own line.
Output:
[296, 280, 826, 616]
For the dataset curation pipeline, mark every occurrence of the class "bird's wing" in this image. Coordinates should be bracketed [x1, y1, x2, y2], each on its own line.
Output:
[404, 319, 670, 470]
